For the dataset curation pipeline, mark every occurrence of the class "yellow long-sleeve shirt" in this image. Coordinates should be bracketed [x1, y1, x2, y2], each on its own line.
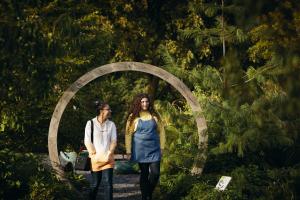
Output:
[125, 111, 165, 154]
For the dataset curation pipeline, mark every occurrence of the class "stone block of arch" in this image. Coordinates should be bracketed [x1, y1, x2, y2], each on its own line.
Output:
[48, 62, 207, 177]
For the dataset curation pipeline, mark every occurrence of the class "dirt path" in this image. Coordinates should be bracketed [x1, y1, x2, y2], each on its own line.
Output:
[113, 174, 141, 199]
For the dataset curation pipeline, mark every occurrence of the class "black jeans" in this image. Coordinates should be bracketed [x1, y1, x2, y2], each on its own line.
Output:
[138, 161, 160, 200]
[89, 168, 113, 200]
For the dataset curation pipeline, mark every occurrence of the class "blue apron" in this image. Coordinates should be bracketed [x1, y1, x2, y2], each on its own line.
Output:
[131, 119, 161, 163]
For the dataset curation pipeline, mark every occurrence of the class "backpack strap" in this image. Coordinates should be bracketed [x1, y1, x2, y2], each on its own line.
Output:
[90, 120, 94, 143]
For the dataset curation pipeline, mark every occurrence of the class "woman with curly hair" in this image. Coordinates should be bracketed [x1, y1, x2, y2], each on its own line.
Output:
[125, 93, 165, 200]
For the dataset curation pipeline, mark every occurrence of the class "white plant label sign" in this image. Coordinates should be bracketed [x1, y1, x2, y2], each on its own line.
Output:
[215, 176, 232, 191]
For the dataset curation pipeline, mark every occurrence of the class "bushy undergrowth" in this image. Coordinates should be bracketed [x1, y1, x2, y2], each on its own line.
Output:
[0, 148, 86, 200]
[156, 164, 300, 200]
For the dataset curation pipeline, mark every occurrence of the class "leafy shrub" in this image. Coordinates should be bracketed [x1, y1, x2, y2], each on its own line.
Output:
[157, 164, 300, 200]
[0, 148, 83, 199]
[156, 173, 198, 200]
[183, 183, 240, 200]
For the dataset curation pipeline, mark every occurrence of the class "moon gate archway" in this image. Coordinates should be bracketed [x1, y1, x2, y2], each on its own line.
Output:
[48, 62, 207, 176]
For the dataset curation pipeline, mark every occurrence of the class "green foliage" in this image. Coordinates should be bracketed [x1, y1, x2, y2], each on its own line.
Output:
[155, 100, 199, 175]
[0, 149, 80, 199]
[228, 165, 300, 200]
[156, 173, 198, 200]
[158, 165, 300, 200]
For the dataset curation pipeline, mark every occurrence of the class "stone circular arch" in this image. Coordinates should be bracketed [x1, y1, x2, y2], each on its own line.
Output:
[48, 62, 207, 176]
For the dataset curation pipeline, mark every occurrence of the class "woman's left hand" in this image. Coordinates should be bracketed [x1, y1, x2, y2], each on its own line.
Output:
[89, 151, 96, 158]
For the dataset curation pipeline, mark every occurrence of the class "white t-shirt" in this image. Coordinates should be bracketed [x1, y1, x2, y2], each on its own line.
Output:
[84, 117, 117, 155]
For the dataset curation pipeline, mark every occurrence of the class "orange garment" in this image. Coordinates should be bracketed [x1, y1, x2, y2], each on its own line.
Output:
[91, 158, 115, 172]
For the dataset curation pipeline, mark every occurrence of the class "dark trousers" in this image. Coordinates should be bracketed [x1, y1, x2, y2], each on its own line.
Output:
[138, 161, 160, 200]
[89, 168, 113, 200]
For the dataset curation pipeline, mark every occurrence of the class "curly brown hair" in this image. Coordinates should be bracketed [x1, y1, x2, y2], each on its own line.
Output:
[127, 93, 159, 125]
